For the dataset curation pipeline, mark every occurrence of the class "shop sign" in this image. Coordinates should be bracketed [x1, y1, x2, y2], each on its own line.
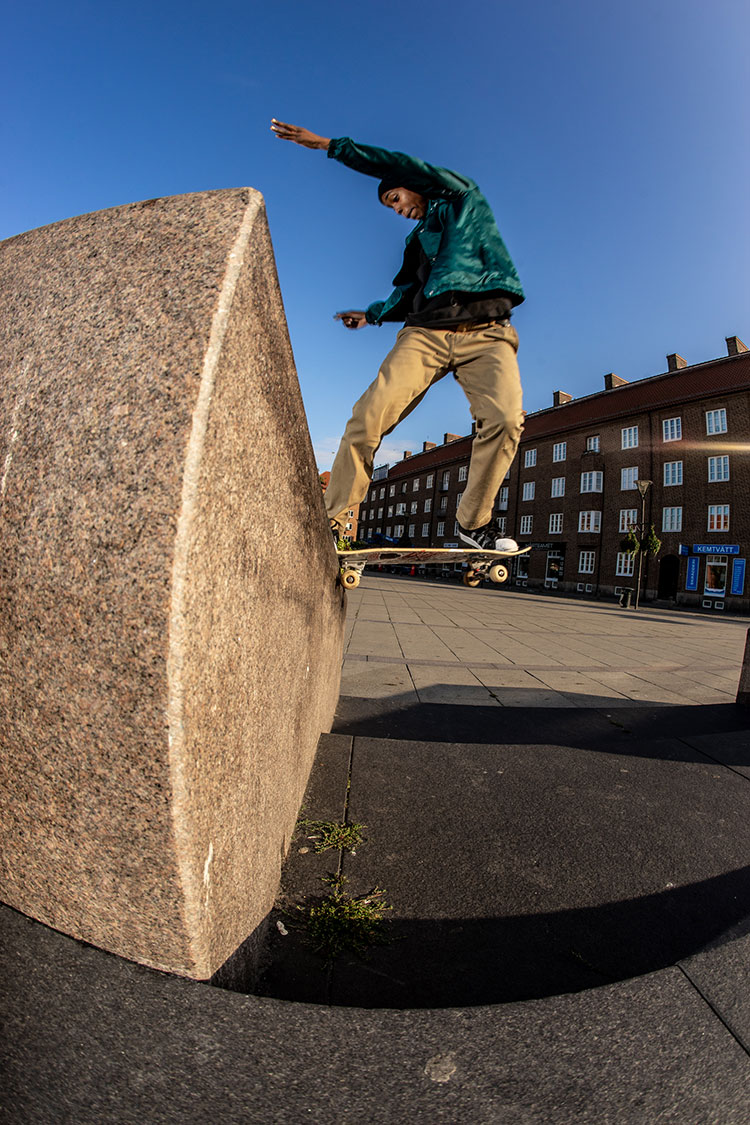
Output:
[685, 556, 700, 591]
[692, 544, 740, 555]
[731, 559, 746, 596]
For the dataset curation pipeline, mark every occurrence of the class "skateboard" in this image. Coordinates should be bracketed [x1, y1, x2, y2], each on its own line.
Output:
[336, 545, 531, 589]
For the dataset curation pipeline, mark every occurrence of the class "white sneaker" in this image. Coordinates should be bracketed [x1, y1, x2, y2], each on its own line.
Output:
[458, 522, 518, 552]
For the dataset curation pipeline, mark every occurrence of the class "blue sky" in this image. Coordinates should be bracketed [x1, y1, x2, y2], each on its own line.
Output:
[4, 0, 749, 470]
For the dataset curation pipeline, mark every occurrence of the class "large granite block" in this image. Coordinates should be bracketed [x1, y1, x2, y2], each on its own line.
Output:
[0, 189, 346, 978]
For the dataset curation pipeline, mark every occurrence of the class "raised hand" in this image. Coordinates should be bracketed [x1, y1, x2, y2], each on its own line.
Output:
[271, 119, 331, 150]
[334, 311, 368, 330]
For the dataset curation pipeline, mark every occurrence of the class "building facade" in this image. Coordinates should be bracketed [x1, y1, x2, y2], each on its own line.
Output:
[355, 336, 749, 613]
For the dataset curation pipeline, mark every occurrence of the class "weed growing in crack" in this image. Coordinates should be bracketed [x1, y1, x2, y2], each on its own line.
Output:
[305, 874, 391, 961]
[298, 819, 366, 854]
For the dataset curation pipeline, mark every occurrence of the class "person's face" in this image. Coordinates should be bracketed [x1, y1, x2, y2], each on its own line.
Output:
[381, 187, 427, 221]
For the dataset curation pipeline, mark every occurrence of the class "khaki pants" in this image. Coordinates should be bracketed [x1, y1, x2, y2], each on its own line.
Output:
[325, 322, 523, 533]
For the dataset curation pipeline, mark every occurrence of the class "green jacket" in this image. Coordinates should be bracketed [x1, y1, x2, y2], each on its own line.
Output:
[327, 136, 525, 325]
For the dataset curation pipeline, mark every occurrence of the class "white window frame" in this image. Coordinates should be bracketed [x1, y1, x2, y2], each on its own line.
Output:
[522, 481, 536, 501]
[389, 485, 395, 497]
[578, 510, 602, 533]
[706, 409, 727, 435]
[519, 514, 533, 536]
[619, 509, 638, 533]
[496, 517, 507, 535]
[662, 507, 683, 532]
[408, 523, 415, 538]
[551, 476, 566, 498]
[662, 417, 682, 442]
[548, 513, 563, 534]
[621, 426, 639, 449]
[586, 435, 600, 452]
[413, 478, 420, 490]
[421, 523, 430, 537]
[707, 504, 730, 532]
[552, 442, 567, 462]
[498, 486, 510, 510]
[524, 449, 537, 468]
[424, 498, 432, 513]
[436, 521, 445, 537]
[621, 467, 639, 490]
[663, 461, 683, 487]
[616, 552, 635, 577]
[580, 471, 603, 493]
[708, 455, 730, 482]
[578, 550, 596, 574]
[426, 474, 434, 488]
[458, 465, 468, 482]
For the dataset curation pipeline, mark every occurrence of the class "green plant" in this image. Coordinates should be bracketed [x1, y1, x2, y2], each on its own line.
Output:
[306, 874, 390, 961]
[298, 819, 365, 854]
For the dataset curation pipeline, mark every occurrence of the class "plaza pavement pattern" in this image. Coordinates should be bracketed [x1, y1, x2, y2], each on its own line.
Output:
[340, 574, 744, 710]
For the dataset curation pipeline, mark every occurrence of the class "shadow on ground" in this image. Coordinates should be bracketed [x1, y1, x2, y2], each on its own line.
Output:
[253, 865, 750, 1008]
[334, 696, 749, 756]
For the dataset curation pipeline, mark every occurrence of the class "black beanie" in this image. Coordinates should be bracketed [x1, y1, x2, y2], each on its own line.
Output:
[377, 174, 406, 201]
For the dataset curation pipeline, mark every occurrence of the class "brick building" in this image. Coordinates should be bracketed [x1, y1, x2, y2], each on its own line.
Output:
[355, 335, 749, 613]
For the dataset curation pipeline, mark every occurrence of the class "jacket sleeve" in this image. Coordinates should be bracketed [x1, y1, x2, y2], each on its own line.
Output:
[327, 137, 473, 198]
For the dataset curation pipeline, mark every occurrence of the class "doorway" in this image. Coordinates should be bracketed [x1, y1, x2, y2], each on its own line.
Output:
[657, 554, 680, 600]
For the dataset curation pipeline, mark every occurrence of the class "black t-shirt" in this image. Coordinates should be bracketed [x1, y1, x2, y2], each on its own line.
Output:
[404, 243, 515, 328]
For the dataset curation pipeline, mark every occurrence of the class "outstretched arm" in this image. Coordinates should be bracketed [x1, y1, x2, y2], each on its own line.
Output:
[271, 119, 330, 150]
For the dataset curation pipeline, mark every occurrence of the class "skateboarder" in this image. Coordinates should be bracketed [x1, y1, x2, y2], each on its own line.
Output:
[271, 119, 525, 551]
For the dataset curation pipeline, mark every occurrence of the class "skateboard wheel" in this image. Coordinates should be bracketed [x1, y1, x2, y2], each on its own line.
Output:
[341, 570, 360, 589]
[488, 563, 509, 584]
[462, 570, 481, 587]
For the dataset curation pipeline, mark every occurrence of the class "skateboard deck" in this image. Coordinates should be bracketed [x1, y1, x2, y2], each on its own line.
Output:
[336, 545, 531, 589]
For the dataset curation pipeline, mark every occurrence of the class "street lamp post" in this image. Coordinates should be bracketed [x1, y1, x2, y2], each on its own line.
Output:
[634, 479, 653, 610]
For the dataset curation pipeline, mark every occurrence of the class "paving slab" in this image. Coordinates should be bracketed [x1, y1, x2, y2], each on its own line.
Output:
[3, 904, 750, 1125]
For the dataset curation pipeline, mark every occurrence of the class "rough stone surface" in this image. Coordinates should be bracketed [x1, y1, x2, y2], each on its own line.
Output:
[0, 190, 346, 978]
[737, 628, 750, 705]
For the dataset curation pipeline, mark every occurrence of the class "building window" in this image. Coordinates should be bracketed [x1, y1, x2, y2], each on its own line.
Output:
[396, 503, 406, 515]
[662, 507, 683, 532]
[519, 514, 533, 536]
[387, 505, 393, 517]
[453, 521, 460, 536]
[663, 461, 683, 487]
[436, 521, 445, 537]
[708, 455, 730, 482]
[421, 523, 429, 537]
[621, 426, 639, 449]
[496, 517, 507, 535]
[551, 476, 566, 498]
[441, 470, 450, 490]
[408, 524, 415, 538]
[524, 449, 537, 468]
[662, 417, 682, 442]
[616, 552, 635, 577]
[621, 467, 639, 490]
[498, 486, 509, 510]
[586, 435, 600, 452]
[522, 481, 535, 501]
[706, 409, 727, 435]
[456, 492, 463, 508]
[580, 471, 603, 493]
[394, 524, 404, 538]
[424, 499, 432, 514]
[708, 504, 730, 532]
[386, 526, 392, 537]
[549, 513, 563, 534]
[410, 501, 418, 514]
[552, 441, 567, 462]
[426, 474, 434, 488]
[389, 485, 395, 497]
[438, 496, 448, 512]
[579, 551, 596, 574]
[458, 465, 468, 482]
[413, 478, 420, 490]
[578, 511, 601, 533]
[377, 507, 384, 519]
[619, 509, 638, 532]
[379, 488, 385, 499]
